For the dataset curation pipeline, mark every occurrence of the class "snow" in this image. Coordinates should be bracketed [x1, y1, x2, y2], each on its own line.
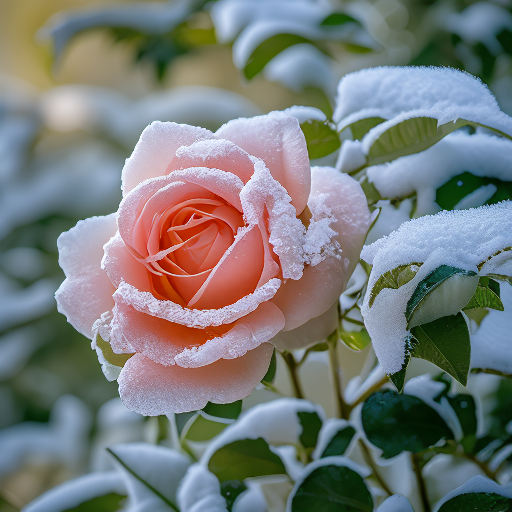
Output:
[334, 66, 512, 137]
[0, 395, 91, 478]
[366, 132, 512, 216]
[201, 398, 324, 464]
[266, 45, 337, 97]
[442, 2, 512, 55]
[232, 483, 267, 512]
[24, 471, 126, 512]
[177, 464, 227, 512]
[109, 443, 190, 512]
[471, 283, 512, 374]
[113, 278, 281, 328]
[377, 494, 414, 512]
[434, 475, 512, 511]
[361, 202, 512, 374]
[39, 0, 205, 64]
[283, 105, 327, 124]
[312, 418, 357, 460]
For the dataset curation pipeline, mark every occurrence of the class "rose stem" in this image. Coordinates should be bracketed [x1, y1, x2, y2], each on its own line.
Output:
[327, 331, 350, 420]
[412, 453, 431, 512]
[358, 439, 393, 497]
[281, 351, 305, 399]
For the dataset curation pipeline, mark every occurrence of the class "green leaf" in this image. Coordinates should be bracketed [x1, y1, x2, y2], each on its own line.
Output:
[96, 334, 133, 368]
[464, 277, 504, 311]
[220, 480, 248, 512]
[262, 349, 277, 383]
[182, 413, 229, 442]
[300, 119, 341, 159]
[436, 171, 512, 211]
[203, 400, 242, 420]
[367, 117, 512, 168]
[208, 438, 287, 482]
[406, 265, 477, 326]
[438, 493, 512, 512]
[369, 263, 422, 307]
[291, 464, 373, 512]
[298, 411, 323, 449]
[63, 494, 126, 512]
[389, 347, 412, 393]
[464, 308, 489, 326]
[320, 426, 356, 457]
[447, 394, 477, 453]
[244, 34, 316, 79]
[320, 13, 362, 27]
[361, 389, 453, 458]
[410, 313, 471, 386]
[346, 117, 386, 141]
[339, 329, 371, 351]
[359, 176, 382, 206]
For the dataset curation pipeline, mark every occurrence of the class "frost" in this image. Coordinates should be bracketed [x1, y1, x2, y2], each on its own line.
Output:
[113, 278, 281, 328]
[471, 283, 512, 374]
[377, 494, 414, 512]
[283, 105, 327, 124]
[366, 132, 512, 216]
[241, 158, 306, 279]
[232, 483, 266, 512]
[361, 202, 512, 374]
[434, 475, 512, 511]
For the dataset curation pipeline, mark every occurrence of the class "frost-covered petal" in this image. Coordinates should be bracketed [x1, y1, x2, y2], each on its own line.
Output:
[55, 214, 117, 339]
[118, 344, 274, 415]
[216, 112, 311, 214]
[121, 121, 214, 196]
[169, 139, 256, 184]
[273, 168, 370, 331]
[271, 301, 337, 351]
[110, 300, 283, 368]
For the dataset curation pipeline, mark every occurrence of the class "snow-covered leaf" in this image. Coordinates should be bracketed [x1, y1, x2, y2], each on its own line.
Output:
[287, 458, 372, 512]
[208, 437, 287, 482]
[24, 472, 126, 512]
[362, 390, 453, 459]
[369, 263, 422, 308]
[377, 494, 414, 512]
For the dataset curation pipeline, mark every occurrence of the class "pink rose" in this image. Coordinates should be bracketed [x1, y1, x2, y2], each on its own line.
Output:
[56, 112, 370, 415]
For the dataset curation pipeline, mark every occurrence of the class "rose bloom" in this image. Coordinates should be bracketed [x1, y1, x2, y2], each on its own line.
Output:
[56, 112, 370, 415]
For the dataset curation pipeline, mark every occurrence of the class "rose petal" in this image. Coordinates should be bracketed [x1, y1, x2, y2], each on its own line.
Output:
[188, 224, 264, 309]
[121, 121, 214, 196]
[55, 214, 117, 339]
[271, 302, 338, 351]
[170, 139, 256, 184]
[174, 301, 285, 368]
[272, 168, 370, 331]
[118, 344, 274, 415]
[113, 278, 281, 328]
[216, 112, 311, 214]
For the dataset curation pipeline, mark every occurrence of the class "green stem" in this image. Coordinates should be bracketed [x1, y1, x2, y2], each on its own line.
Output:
[412, 453, 431, 512]
[358, 439, 392, 496]
[471, 368, 512, 378]
[462, 452, 499, 482]
[281, 351, 305, 399]
[327, 332, 350, 420]
[347, 374, 390, 413]
[107, 448, 180, 512]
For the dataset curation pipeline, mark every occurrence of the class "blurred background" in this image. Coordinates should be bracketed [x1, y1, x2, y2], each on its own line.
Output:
[0, 0, 511, 509]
